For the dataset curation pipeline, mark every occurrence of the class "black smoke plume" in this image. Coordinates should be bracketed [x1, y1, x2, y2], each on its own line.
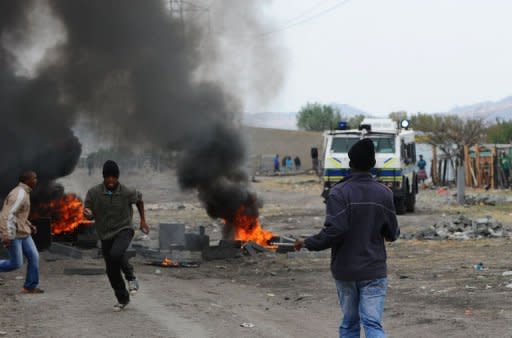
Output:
[0, 0, 283, 232]
[0, 1, 81, 199]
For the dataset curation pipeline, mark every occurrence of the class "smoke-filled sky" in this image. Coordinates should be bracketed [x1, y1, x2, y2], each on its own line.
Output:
[0, 0, 283, 220]
[260, 0, 512, 115]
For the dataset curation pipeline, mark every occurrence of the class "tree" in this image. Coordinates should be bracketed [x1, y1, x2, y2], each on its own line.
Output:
[410, 113, 485, 163]
[486, 119, 512, 144]
[348, 114, 366, 129]
[389, 111, 408, 124]
[296, 103, 341, 131]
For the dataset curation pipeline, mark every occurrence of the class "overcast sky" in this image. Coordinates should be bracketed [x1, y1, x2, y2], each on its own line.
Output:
[253, 0, 512, 115]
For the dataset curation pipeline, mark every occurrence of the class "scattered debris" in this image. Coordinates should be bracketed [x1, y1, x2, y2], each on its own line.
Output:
[295, 294, 312, 302]
[137, 234, 150, 241]
[146, 259, 200, 268]
[287, 250, 330, 259]
[243, 241, 270, 256]
[437, 187, 449, 196]
[464, 194, 508, 206]
[146, 202, 190, 211]
[473, 262, 485, 271]
[408, 215, 510, 240]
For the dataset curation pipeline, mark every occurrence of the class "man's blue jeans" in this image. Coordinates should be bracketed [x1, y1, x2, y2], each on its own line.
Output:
[335, 278, 387, 338]
[0, 236, 39, 289]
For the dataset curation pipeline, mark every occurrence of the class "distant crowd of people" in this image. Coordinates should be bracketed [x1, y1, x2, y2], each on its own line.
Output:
[273, 154, 301, 173]
[416, 151, 512, 189]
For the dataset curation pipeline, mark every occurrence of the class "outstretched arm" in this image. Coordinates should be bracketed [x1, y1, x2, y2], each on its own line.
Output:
[136, 198, 149, 234]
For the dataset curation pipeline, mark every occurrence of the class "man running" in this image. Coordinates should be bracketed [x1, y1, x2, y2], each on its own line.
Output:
[0, 171, 43, 294]
[84, 160, 149, 311]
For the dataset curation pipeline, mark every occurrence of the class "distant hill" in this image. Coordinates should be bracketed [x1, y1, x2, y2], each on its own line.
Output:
[328, 103, 368, 118]
[242, 112, 298, 130]
[243, 96, 512, 130]
[243, 103, 368, 130]
[449, 96, 512, 122]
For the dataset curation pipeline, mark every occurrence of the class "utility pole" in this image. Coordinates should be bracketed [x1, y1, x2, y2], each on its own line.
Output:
[169, 0, 185, 27]
[169, 0, 211, 41]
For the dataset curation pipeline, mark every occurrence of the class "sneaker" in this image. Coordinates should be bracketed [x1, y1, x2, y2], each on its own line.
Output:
[113, 302, 129, 312]
[21, 287, 44, 294]
[128, 279, 139, 294]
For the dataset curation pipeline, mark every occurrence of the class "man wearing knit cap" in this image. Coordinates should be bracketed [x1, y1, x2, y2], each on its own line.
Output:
[295, 138, 399, 337]
[84, 160, 149, 311]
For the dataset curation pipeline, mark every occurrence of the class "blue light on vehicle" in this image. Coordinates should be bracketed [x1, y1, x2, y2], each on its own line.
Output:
[337, 121, 348, 130]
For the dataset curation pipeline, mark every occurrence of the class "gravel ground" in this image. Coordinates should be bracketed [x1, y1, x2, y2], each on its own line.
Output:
[1, 169, 512, 337]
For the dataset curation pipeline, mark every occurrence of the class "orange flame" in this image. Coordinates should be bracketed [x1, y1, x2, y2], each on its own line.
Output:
[34, 193, 93, 235]
[230, 206, 274, 247]
[161, 257, 177, 267]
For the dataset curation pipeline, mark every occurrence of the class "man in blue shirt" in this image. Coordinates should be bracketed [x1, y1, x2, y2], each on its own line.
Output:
[417, 154, 428, 183]
[273, 154, 280, 173]
[295, 138, 399, 338]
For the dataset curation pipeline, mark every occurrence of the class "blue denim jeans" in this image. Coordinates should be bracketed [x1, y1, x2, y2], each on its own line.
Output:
[335, 278, 387, 338]
[0, 236, 40, 289]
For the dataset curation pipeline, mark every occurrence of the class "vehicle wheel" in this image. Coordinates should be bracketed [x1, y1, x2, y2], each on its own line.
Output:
[405, 191, 416, 212]
[395, 197, 406, 215]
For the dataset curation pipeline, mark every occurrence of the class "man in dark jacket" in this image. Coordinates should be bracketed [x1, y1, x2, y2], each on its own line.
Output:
[84, 160, 150, 311]
[295, 138, 399, 338]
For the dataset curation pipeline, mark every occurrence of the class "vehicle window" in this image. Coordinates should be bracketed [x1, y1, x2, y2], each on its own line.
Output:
[370, 136, 395, 153]
[331, 137, 359, 153]
[331, 136, 395, 153]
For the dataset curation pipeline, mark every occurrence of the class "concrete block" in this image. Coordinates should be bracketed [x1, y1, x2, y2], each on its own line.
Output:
[185, 233, 209, 251]
[203, 246, 241, 261]
[219, 239, 242, 249]
[75, 224, 98, 249]
[159, 223, 185, 251]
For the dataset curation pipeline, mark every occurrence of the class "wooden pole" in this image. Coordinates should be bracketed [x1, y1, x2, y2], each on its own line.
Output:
[469, 161, 477, 187]
[464, 145, 470, 186]
[442, 159, 448, 186]
[457, 165, 465, 204]
[491, 146, 496, 190]
[432, 145, 438, 185]
[475, 145, 481, 188]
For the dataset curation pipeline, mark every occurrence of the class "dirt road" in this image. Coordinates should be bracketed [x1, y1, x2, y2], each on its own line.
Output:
[1, 170, 512, 337]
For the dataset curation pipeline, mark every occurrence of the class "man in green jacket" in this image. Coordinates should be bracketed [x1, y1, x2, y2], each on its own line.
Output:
[84, 160, 149, 311]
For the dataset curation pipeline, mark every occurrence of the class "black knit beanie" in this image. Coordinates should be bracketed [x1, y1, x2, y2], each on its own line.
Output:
[348, 138, 376, 171]
[102, 160, 120, 178]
